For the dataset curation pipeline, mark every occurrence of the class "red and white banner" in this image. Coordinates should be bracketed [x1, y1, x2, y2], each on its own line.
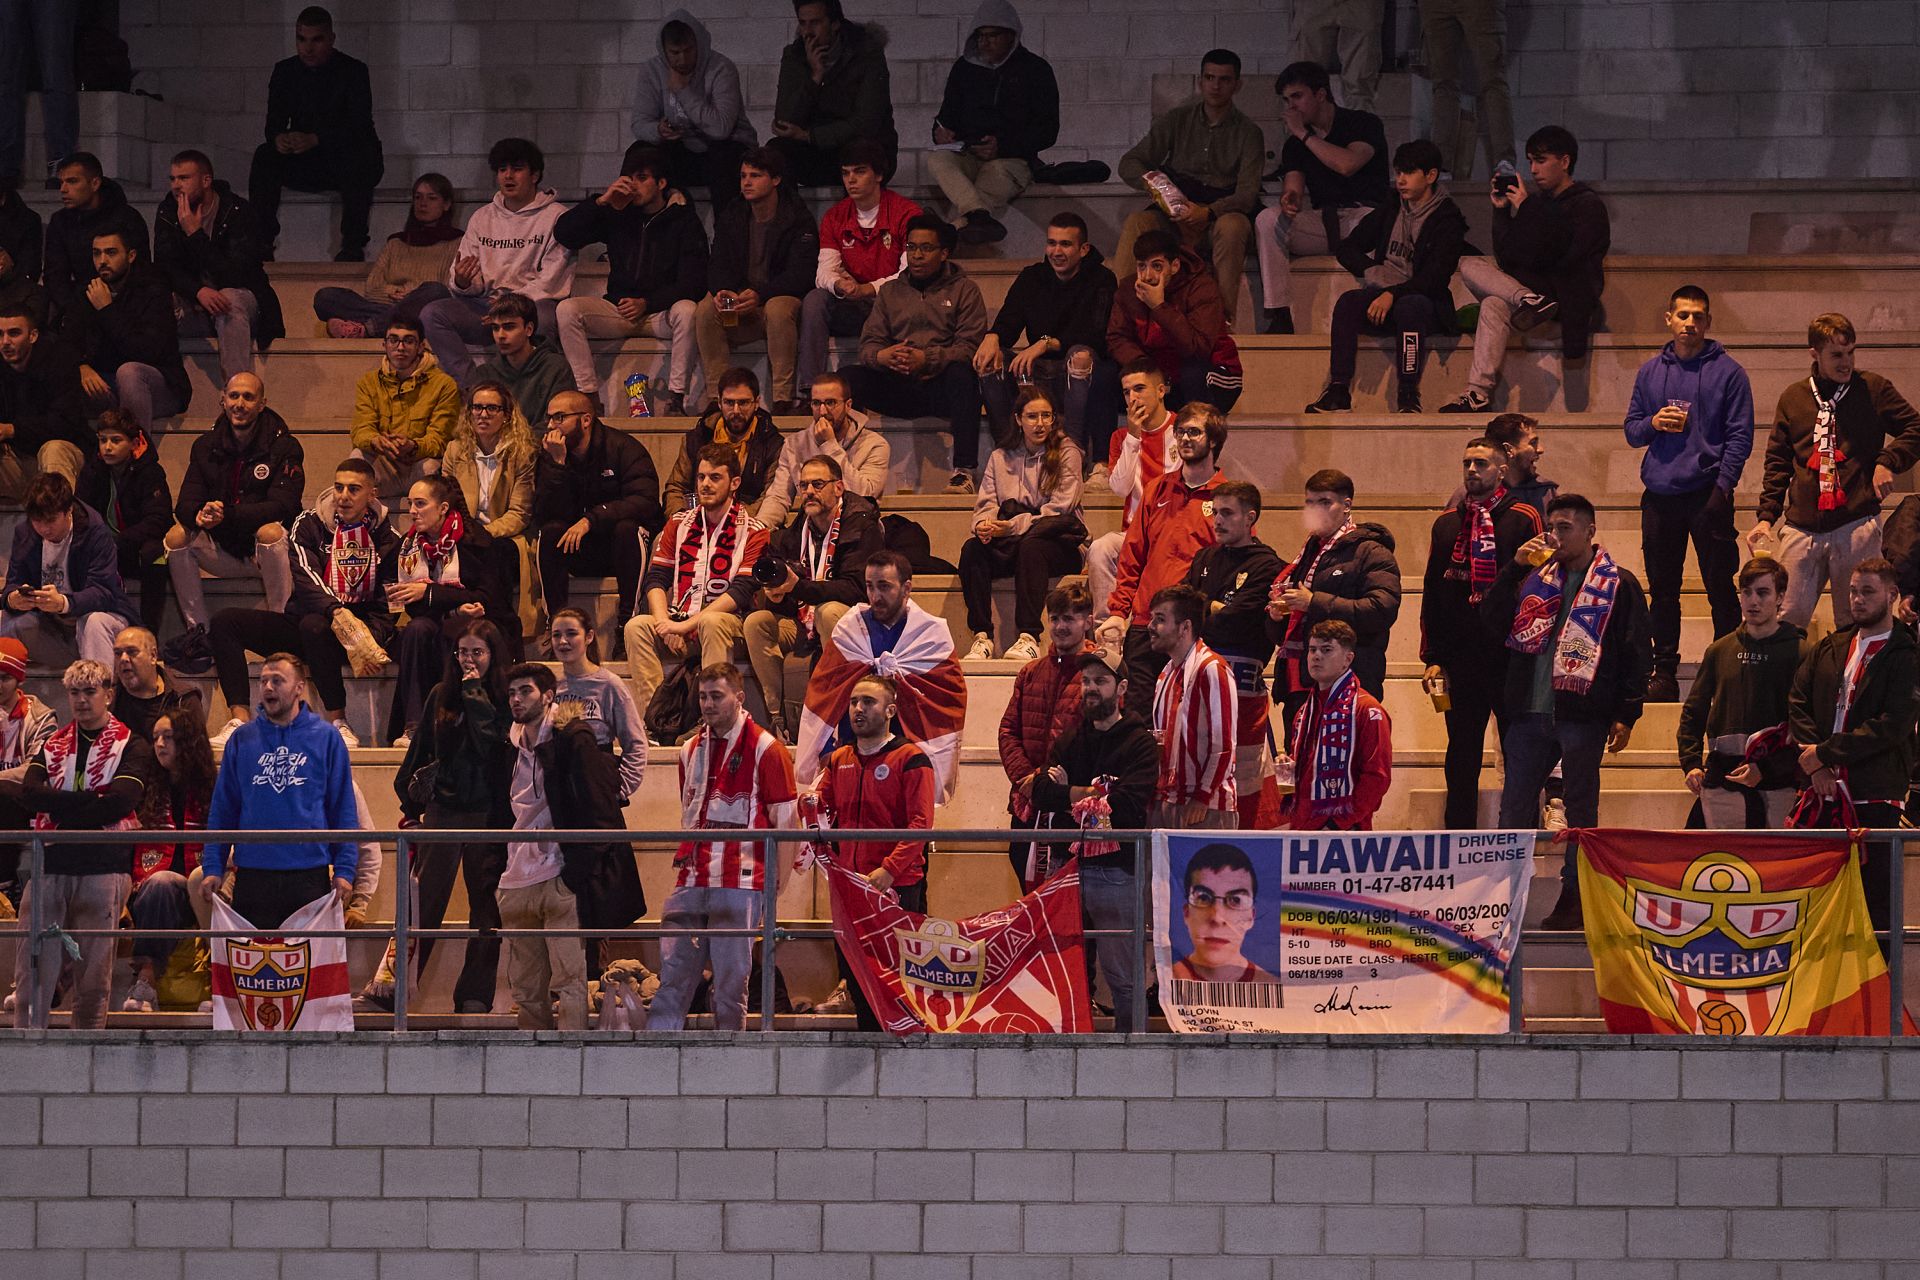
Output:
[210, 894, 354, 1031]
[823, 853, 1092, 1035]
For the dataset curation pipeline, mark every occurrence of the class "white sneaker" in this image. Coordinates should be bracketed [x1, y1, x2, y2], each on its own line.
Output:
[209, 717, 246, 748]
[2, 991, 14, 1013]
[1543, 798, 1567, 832]
[123, 977, 157, 1013]
[1087, 461, 1110, 489]
[391, 727, 413, 750]
[1004, 633, 1041, 661]
[333, 720, 361, 749]
[965, 632, 995, 661]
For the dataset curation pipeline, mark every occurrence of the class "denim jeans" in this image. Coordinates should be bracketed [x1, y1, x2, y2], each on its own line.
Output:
[647, 884, 765, 1031]
[1080, 862, 1146, 1032]
[175, 287, 260, 383]
[1498, 712, 1608, 881]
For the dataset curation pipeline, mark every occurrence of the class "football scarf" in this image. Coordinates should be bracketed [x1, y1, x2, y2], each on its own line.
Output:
[30, 717, 136, 833]
[399, 510, 467, 588]
[1507, 547, 1621, 695]
[798, 509, 841, 638]
[1810, 376, 1852, 511]
[1448, 486, 1507, 604]
[1273, 518, 1357, 673]
[668, 501, 751, 616]
[325, 517, 379, 603]
[1293, 668, 1359, 820]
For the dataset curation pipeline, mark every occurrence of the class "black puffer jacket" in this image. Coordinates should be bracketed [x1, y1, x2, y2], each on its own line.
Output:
[153, 179, 286, 346]
[553, 195, 709, 310]
[533, 419, 665, 539]
[762, 492, 885, 618]
[1268, 522, 1403, 699]
[174, 407, 306, 559]
[662, 406, 784, 513]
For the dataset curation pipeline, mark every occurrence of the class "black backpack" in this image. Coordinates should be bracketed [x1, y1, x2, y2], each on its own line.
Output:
[643, 660, 703, 744]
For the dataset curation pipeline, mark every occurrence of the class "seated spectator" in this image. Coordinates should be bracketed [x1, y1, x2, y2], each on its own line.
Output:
[153, 149, 286, 385]
[632, 12, 757, 216]
[695, 148, 818, 415]
[0, 191, 45, 328]
[420, 138, 576, 388]
[0, 638, 54, 778]
[247, 6, 384, 262]
[1283, 619, 1392, 831]
[1107, 228, 1242, 413]
[927, 4, 1059, 246]
[534, 390, 664, 641]
[554, 143, 708, 417]
[625, 443, 769, 713]
[665, 367, 783, 515]
[68, 230, 190, 440]
[0, 302, 88, 494]
[977, 213, 1119, 463]
[122, 703, 215, 1013]
[1291, 0, 1384, 111]
[349, 316, 460, 501]
[847, 215, 988, 493]
[1442, 125, 1611, 413]
[997, 581, 1097, 885]
[441, 382, 539, 639]
[744, 453, 883, 743]
[471, 292, 576, 429]
[1116, 50, 1261, 321]
[1085, 360, 1176, 611]
[43, 152, 149, 333]
[757, 370, 888, 526]
[1254, 60, 1393, 335]
[163, 373, 303, 666]
[108, 625, 186, 744]
[797, 140, 921, 397]
[314, 174, 462, 337]
[75, 413, 172, 631]
[210, 458, 397, 749]
[548, 607, 649, 802]
[386, 475, 506, 747]
[769, 0, 899, 186]
[1306, 139, 1468, 414]
[1, 472, 136, 666]
[960, 385, 1085, 661]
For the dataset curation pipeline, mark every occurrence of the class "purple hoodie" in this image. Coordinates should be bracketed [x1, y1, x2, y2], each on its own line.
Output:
[1624, 338, 1755, 497]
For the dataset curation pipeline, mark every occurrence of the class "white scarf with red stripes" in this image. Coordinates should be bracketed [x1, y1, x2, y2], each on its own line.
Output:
[30, 717, 136, 832]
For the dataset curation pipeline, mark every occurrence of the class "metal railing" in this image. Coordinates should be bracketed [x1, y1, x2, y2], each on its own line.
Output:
[5, 826, 1912, 1034]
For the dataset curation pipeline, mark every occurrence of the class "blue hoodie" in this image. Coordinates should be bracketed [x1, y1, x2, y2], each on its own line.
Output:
[203, 706, 359, 882]
[1624, 339, 1755, 497]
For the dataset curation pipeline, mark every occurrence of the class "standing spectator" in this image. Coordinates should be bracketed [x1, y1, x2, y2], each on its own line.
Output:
[694, 148, 818, 416]
[75, 413, 171, 631]
[107, 625, 186, 745]
[1098, 402, 1227, 719]
[42, 153, 149, 331]
[1484, 411, 1557, 513]
[664, 368, 784, 516]
[1679, 557, 1807, 830]
[1420, 437, 1542, 828]
[163, 373, 303, 666]
[315, 174, 462, 338]
[848, 215, 989, 494]
[743, 455, 883, 744]
[386, 475, 507, 747]
[1749, 313, 1920, 629]
[1419, 0, 1514, 177]
[349, 317, 460, 501]
[0, 0, 76, 189]
[960, 385, 1084, 660]
[533, 390, 664, 642]
[1284, 619, 1392, 830]
[0, 301, 88, 492]
[548, 608, 649, 803]
[1484, 495, 1649, 929]
[998, 581, 1096, 886]
[0, 189, 44, 326]
[1115, 50, 1262, 320]
[499, 663, 590, 1030]
[441, 382, 539, 639]
[1107, 229, 1242, 413]
[69, 230, 189, 440]
[757, 370, 888, 527]
[1440, 126, 1610, 413]
[927, 2, 1059, 245]
[651, 662, 799, 1030]
[421, 138, 575, 389]
[554, 143, 708, 416]
[470, 293, 577, 430]
[1306, 139, 1466, 413]
[1, 472, 136, 666]
[1254, 61, 1393, 336]
[1290, 0, 1385, 110]
[1086, 361, 1176, 611]
[154, 150, 285, 384]
[1625, 285, 1753, 700]
[1, 660, 153, 1028]
[248, 6, 383, 261]
[1146, 583, 1237, 828]
[210, 458, 396, 750]
[797, 140, 921, 398]
[770, 0, 899, 186]
[392, 619, 514, 1015]
[977, 213, 1119, 462]
[122, 704, 214, 1013]
[196, 654, 359, 931]
[632, 11, 757, 216]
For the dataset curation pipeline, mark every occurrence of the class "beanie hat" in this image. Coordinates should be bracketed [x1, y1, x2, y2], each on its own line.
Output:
[0, 638, 26, 682]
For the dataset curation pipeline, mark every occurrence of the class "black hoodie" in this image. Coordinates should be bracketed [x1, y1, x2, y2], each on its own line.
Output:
[1029, 710, 1160, 868]
[66, 262, 191, 413]
[553, 194, 709, 310]
[1266, 522, 1403, 699]
[153, 179, 286, 346]
[44, 177, 151, 328]
[1678, 622, 1809, 787]
[934, 33, 1059, 163]
[75, 427, 174, 563]
[1490, 180, 1609, 360]
[990, 248, 1118, 358]
[175, 407, 307, 559]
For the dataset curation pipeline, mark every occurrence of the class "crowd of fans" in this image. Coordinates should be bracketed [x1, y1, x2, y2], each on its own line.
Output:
[1, 2, 1917, 1031]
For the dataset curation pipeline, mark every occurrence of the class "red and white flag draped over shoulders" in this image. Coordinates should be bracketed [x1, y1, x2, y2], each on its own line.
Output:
[796, 600, 968, 803]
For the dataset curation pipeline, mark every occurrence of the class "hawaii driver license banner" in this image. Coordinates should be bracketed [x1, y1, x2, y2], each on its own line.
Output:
[1153, 829, 1535, 1033]
[209, 894, 354, 1032]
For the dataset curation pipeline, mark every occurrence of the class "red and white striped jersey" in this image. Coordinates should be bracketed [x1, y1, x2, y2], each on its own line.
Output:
[1152, 640, 1238, 811]
[675, 715, 799, 890]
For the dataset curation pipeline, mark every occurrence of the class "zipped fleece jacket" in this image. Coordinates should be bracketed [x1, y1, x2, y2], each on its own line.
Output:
[630, 9, 757, 150]
[349, 353, 461, 458]
[997, 640, 1096, 814]
[553, 195, 708, 309]
[1106, 246, 1235, 379]
[1789, 621, 1919, 804]
[1109, 470, 1222, 627]
[1336, 194, 1472, 334]
[1625, 339, 1755, 496]
[449, 188, 575, 302]
[153, 179, 286, 345]
[202, 706, 360, 881]
[1489, 179, 1609, 360]
[991, 248, 1118, 357]
[774, 20, 898, 171]
[858, 260, 988, 377]
[1758, 370, 1920, 533]
[933, 0, 1060, 163]
[174, 408, 306, 559]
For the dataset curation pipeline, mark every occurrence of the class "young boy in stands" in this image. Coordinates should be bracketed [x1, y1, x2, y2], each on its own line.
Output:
[75, 411, 172, 631]
[1283, 619, 1391, 831]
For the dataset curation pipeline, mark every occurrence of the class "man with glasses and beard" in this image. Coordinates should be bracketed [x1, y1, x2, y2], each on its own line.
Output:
[533, 390, 664, 644]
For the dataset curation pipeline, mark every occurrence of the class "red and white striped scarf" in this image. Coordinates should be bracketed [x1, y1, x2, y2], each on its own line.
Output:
[1151, 640, 1237, 810]
[398, 510, 467, 588]
[1448, 486, 1506, 604]
[324, 517, 379, 603]
[797, 509, 840, 639]
[664, 501, 751, 615]
[31, 717, 136, 833]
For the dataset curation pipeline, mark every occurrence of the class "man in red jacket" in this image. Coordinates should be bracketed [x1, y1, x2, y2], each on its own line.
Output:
[1284, 620, 1392, 831]
[998, 581, 1097, 887]
[1105, 229, 1241, 412]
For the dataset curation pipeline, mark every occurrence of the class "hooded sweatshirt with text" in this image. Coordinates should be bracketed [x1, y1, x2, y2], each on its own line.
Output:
[449, 188, 575, 302]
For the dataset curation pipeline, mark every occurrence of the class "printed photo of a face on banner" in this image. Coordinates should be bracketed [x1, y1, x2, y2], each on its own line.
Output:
[1168, 841, 1283, 988]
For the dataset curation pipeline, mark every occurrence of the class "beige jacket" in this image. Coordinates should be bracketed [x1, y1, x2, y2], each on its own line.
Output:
[441, 434, 538, 541]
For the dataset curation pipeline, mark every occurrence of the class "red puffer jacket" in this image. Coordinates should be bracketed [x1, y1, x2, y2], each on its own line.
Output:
[997, 642, 1096, 818]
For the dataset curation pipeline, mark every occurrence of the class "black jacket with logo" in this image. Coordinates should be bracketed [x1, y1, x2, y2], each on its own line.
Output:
[533, 419, 665, 538]
[174, 407, 306, 559]
[1266, 522, 1403, 699]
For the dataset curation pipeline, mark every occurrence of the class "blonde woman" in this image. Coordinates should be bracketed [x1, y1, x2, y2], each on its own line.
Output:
[441, 381, 540, 638]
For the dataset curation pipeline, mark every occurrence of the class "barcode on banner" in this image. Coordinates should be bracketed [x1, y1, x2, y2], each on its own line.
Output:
[1170, 979, 1286, 1009]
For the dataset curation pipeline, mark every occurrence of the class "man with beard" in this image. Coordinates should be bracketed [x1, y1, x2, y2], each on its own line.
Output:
[663, 367, 784, 516]
[66, 230, 189, 442]
[757, 370, 889, 527]
[533, 389, 664, 642]
[0, 302, 88, 494]
[1146, 584, 1237, 829]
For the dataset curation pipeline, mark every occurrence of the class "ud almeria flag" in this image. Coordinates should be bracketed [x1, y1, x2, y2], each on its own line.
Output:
[210, 894, 354, 1031]
[1576, 829, 1913, 1036]
[824, 852, 1092, 1034]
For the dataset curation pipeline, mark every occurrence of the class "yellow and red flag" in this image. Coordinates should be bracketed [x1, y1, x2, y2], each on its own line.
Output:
[1575, 829, 1912, 1036]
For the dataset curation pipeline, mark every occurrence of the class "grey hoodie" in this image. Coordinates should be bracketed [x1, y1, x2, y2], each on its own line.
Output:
[632, 9, 757, 151]
[961, 0, 1023, 61]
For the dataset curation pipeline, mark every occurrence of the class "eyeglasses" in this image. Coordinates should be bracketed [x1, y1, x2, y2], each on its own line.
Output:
[1172, 426, 1208, 440]
[545, 411, 588, 425]
[810, 397, 845, 408]
[384, 334, 422, 346]
[1021, 410, 1057, 422]
[796, 478, 836, 491]
[470, 402, 508, 415]
[903, 242, 944, 255]
[719, 397, 758, 410]
[1186, 886, 1253, 913]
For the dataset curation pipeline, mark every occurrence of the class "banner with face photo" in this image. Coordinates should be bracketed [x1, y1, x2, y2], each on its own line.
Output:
[1153, 829, 1535, 1033]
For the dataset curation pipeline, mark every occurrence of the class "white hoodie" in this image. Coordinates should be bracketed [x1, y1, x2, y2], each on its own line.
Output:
[448, 187, 576, 302]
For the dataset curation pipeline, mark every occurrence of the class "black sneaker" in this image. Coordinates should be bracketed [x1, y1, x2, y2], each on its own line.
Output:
[1511, 295, 1560, 332]
[1645, 672, 1680, 703]
[1539, 884, 1585, 932]
[1396, 382, 1422, 414]
[1261, 308, 1295, 336]
[333, 247, 366, 264]
[958, 211, 1007, 245]
[1304, 384, 1352, 414]
[160, 623, 215, 674]
[1437, 389, 1491, 414]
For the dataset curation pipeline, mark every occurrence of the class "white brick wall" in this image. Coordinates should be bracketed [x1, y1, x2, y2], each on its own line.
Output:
[5, 1034, 1920, 1275]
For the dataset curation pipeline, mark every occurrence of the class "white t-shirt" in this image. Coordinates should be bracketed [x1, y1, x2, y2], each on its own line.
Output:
[1835, 628, 1891, 733]
[39, 535, 71, 595]
[472, 448, 503, 524]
